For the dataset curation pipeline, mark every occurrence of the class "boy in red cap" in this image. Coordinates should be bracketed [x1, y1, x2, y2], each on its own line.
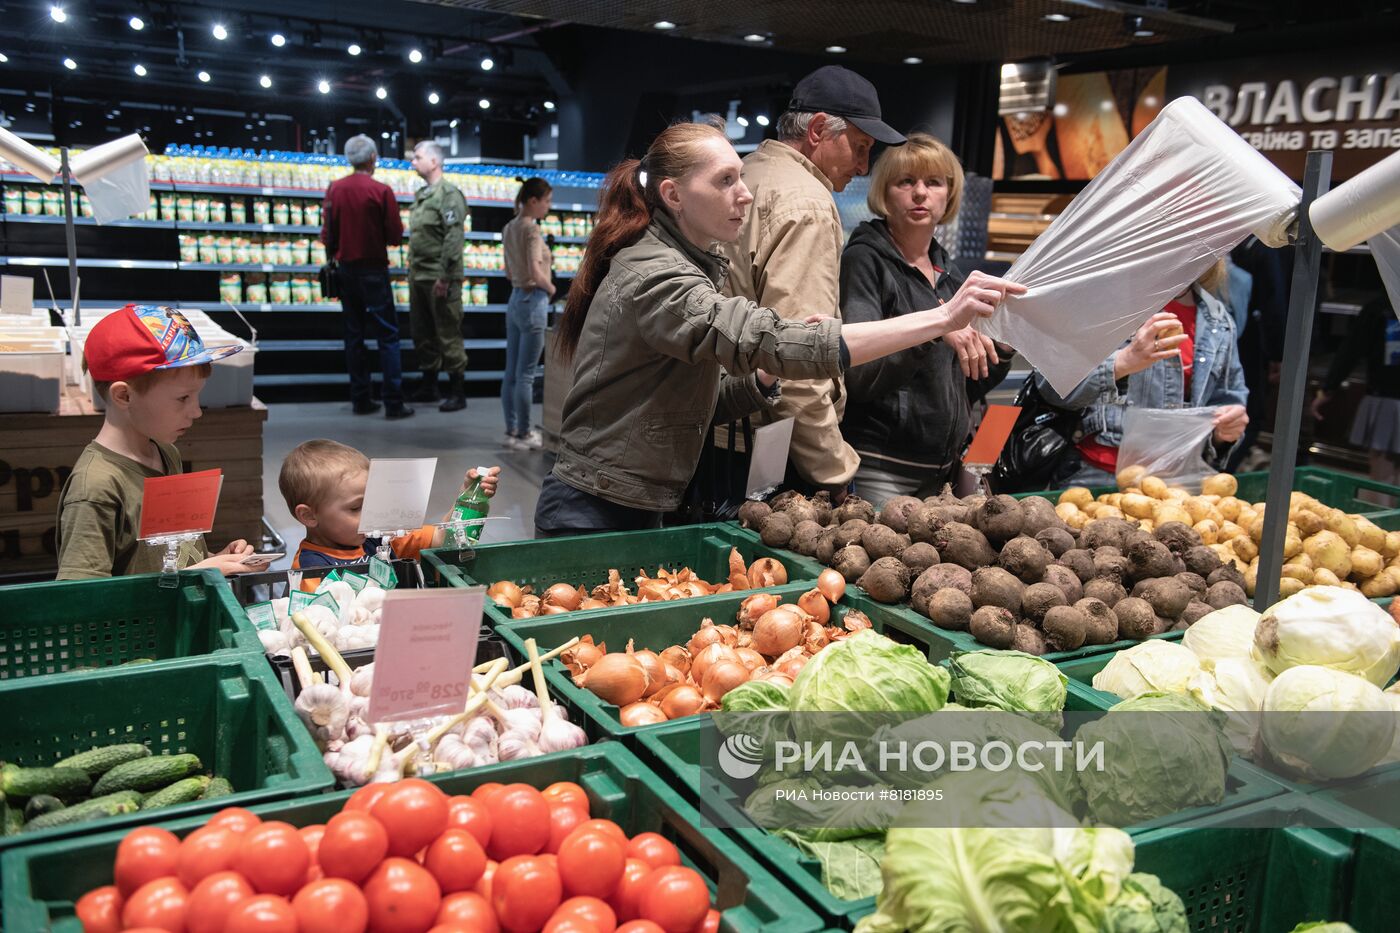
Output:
[55, 305, 274, 579]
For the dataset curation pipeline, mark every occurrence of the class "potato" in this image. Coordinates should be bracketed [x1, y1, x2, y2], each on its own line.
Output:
[1217, 496, 1244, 522]
[1357, 519, 1387, 554]
[1278, 577, 1306, 598]
[1154, 504, 1194, 527]
[1312, 567, 1343, 587]
[1217, 521, 1244, 543]
[1140, 476, 1170, 500]
[1292, 510, 1325, 538]
[1243, 561, 1258, 597]
[1231, 536, 1260, 564]
[1330, 512, 1361, 548]
[1183, 497, 1214, 524]
[1201, 473, 1238, 497]
[1055, 502, 1082, 525]
[1193, 520, 1221, 545]
[1116, 465, 1147, 490]
[1121, 494, 1156, 520]
[1386, 566, 1400, 589]
[1058, 487, 1094, 509]
[1281, 563, 1314, 584]
[1166, 487, 1191, 502]
[1385, 531, 1400, 559]
[1292, 552, 1313, 570]
[1351, 546, 1385, 580]
[1096, 505, 1126, 521]
[1284, 532, 1303, 560]
[1103, 493, 1124, 509]
[1360, 573, 1398, 599]
[1304, 530, 1352, 579]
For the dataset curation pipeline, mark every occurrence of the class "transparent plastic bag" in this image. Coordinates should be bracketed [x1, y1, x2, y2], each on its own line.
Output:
[70, 135, 150, 225]
[1117, 406, 1218, 488]
[976, 96, 1301, 397]
[1372, 226, 1400, 318]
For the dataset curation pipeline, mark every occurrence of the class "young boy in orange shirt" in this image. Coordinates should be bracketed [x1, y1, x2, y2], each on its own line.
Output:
[279, 439, 499, 569]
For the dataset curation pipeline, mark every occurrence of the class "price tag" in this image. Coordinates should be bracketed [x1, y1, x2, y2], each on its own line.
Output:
[289, 590, 316, 613]
[962, 404, 1023, 468]
[343, 570, 370, 594]
[261, 187, 275, 196]
[369, 555, 398, 589]
[367, 588, 484, 723]
[261, 223, 274, 233]
[359, 457, 437, 534]
[745, 417, 796, 498]
[259, 303, 271, 312]
[246, 601, 278, 632]
[310, 591, 340, 616]
[261, 263, 274, 273]
[315, 568, 343, 593]
[139, 469, 222, 539]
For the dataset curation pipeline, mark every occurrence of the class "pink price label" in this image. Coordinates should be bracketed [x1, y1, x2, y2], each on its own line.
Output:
[367, 588, 484, 724]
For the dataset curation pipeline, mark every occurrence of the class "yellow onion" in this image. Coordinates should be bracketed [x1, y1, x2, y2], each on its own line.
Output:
[797, 589, 830, 625]
[702, 660, 750, 703]
[804, 620, 830, 654]
[817, 568, 846, 603]
[691, 642, 739, 684]
[543, 583, 583, 610]
[712, 624, 739, 647]
[660, 684, 705, 719]
[735, 647, 766, 671]
[578, 597, 609, 611]
[620, 702, 668, 727]
[566, 639, 604, 670]
[638, 582, 671, 601]
[487, 580, 523, 608]
[753, 670, 795, 688]
[511, 606, 538, 620]
[663, 663, 685, 684]
[581, 653, 648, 706]
[687, 621, 723, 656]
[631, 647, 669, 697]
[844, 610, 873, 632]
[659, 645, 692, 675]
[541, 604, 570, 615]
[675, 581, 708, 599]
[777, 654, 808, 679]
[752, 607, 804, 657]
[737, 592, 780, 627]
[748, 558, 788, 588]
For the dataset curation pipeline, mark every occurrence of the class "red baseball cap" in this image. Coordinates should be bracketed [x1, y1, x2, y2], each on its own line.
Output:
[85, 304, 241, 382]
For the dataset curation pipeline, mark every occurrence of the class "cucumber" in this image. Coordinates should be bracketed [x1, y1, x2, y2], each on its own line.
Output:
[23, 795, 65, 821]
[201, 776, 234, 800]
[21, 792, 142, 832]
[142, 776, 211, 810]
[54, 743, 151, 777]
[0, 764, 92, 799]
[92, 754, 202, 796]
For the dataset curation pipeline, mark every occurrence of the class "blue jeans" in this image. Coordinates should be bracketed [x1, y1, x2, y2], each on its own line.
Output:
[502, 287, 548, 434]
[339, 266, 404, 407]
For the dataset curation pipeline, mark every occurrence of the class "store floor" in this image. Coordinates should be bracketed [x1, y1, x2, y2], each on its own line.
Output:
[261, 401, 551, 570]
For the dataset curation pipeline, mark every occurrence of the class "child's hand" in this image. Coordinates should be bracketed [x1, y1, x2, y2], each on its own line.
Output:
[193, 552, 264, 576]
[466, 466, 501, 498]
[217, 539, 255, 558]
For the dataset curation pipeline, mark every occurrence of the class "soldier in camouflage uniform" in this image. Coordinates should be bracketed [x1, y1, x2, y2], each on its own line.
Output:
[408, 140, 469, 411]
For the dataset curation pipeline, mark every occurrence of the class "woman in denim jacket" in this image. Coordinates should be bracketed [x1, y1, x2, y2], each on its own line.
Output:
[1036, 261, 1249, 487]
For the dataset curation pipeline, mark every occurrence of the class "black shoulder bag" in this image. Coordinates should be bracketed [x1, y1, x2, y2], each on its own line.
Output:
[990, 375, 1085, 493]
[666, 418, 756, 525]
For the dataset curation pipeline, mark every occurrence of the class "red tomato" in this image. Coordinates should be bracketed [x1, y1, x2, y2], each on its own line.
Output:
[424, 828, 488, 893]
[471, 781, 505, 804]
[608, 859, 653, 923]
[120, 877, 188, 932]
[372, 778, 451, 859]
[177, 826, 245, 889]
[74, 884, 123, 933]
[567, 820, 628, 847]
[233, 821, 311, 896]
[299, 824, 326, 862]
[485, 784, 551, 861]
[427, 926, 477, 933]
[319, 809, 389, 884]
[557, 831, 625, 898]
[205, 808, 261, 834]
[541, 781, 590, 813]
[492, 855, 563, 933]
[551, 895, 617, 933]
[293, 877, 369, 933]
[543, 920, 600, 933]
[114, 827, 182, 896]
[344, 781, 392, 812]
[614, 923, 666, 933]
[697, 909, 720, 933]
[222, 894, 297, 933]
[364, 856, 442, 933]
[637, 866, 709, 933]
[623, 834, 679, 872]
[545, 802, 588, 854]
[436, 891, 500, 932]
[475, 860, 498, 900]
[185, 871, 254, 933]
[445, 795, 494, 848]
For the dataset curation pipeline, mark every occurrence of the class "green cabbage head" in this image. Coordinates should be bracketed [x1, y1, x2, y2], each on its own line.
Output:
[948, 649, 1069, 730]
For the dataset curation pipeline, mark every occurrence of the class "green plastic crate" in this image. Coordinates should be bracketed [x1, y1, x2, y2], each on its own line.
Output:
[1, 743, 824, 933]
[0, 655, 333, 854]
[422, 523, 825, 628]
[638, 714, 1286, 928]
[0, 569, 261, 681]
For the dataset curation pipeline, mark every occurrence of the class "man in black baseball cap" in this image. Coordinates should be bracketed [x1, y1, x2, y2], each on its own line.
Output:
[790, 65, 907, 147]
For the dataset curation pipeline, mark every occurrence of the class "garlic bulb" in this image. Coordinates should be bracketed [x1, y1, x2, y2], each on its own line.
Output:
[294, 683, 348, 746]
[355, 585, 387, 613]
[537, 718, 587, 753]
[258, 629, 290, 656]
[350, 664, 375, 698]
[497, 729, 539, 761]
[496, 684, 539, 710]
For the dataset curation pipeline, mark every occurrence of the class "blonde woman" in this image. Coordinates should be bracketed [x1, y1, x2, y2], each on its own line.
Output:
[839, 133, 1014, 502]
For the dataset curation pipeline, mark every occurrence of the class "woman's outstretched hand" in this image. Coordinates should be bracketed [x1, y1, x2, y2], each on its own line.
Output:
[933, 271, 1025, 334]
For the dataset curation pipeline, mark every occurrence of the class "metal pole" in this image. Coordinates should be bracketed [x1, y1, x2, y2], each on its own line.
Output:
[1255, 149, 1332, 608]
[59, 147, 80, 325]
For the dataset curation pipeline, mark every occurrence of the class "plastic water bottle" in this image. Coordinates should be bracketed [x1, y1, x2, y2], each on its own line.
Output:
[450, 467, 491, 546]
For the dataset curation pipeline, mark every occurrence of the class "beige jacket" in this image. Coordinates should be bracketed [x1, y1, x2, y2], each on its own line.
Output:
[720, 139, 859, 487]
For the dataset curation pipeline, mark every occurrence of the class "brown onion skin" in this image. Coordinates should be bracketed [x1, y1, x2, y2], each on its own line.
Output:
[620, 702, 669, 727]
[660, 684, 705, 719]
[488, 580, 524, 608]
[817, 568, 847, 603]
[752, 607, 804, 657]
[633, 649, 670, 697]
[735, 647, 766, 671]
[583, 653, 648, 706]
[690, 642, 739, 684]
[544, 583, 583, 610]
[687, 622, 723, 656]
[702, 660, 750, 703]
[798, 589, 830, 625]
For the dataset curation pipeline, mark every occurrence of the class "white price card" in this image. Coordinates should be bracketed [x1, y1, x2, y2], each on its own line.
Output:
[745, 417, 796, 498]
[358, 457, 437, 534]
[367, 587, 483, 723]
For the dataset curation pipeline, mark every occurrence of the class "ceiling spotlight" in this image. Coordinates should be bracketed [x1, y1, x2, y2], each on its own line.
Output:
[49, 6, 66, 24]
[653, 21, 676, 30]
[736, 116, 749, 127]
[375, 86, 387, 99]
[198, 70, 211, 82]
[408, 48, 423, 63]
[1044, 13, 1071, 22]
[428, 91, 440, 104]
[480, 56, 494, 71]
[317, 79, 331, 94]
[133, 63, 147, 76]
[62, 57, 77, 70]
[270, 33, 286, 47]
[743, 34, 765, 42]
[543, 100, 555, 111]
[380, 131, 389, 139]
[450, 118, 460, 128]
[478, 98, 490, 109]
[129, 15, 144, 30]
[347, 43, 362, 56]
[0, 53, 8, 63]
[1128, 14, 1154, 36]
[826, 45, 846, 53]
[212, 23, 227, 40]
[755, 114, 770, 126]
[903, 56, 922, 64]
[259, 74, 272, 88]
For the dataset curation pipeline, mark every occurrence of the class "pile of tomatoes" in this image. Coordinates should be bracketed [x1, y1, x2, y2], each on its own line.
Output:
[73, 777, 721, 933]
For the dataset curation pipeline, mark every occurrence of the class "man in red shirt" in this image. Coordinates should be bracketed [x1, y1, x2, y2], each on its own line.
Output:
[322, 135, 413, 419]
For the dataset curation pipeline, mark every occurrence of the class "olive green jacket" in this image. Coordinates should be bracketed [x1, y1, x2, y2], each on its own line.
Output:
[552, 211, 845, 511]
[408, 179, 466, 281]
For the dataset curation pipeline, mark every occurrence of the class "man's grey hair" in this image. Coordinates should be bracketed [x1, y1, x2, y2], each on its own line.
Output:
[775, 110, 848, 143]
[345, 135, 378, 167]
[414, 140, 445, 165]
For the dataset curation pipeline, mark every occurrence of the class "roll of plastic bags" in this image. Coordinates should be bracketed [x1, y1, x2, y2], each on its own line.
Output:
[0, 126, 59, 181]
[977, 96, 1301, 398]
[1309, 150, 1400, 253]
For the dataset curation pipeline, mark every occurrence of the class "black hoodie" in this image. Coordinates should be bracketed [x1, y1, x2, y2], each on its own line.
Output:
[838, 219, 1011, 478]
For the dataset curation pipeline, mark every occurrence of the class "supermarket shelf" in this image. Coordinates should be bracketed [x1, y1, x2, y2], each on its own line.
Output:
[255, 370, 506, 387]
[4, 213, 587, 243]
[178, 222, 320, 234]
[187, 302, 508, 313]
[2, 214, 173, 229]
[179, 262, 332, 273]
[1320, 301, 1363, 316]
[548, 235, 590, 244]
[260, 338, 507, 352]
[0, 256, 178, 269]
